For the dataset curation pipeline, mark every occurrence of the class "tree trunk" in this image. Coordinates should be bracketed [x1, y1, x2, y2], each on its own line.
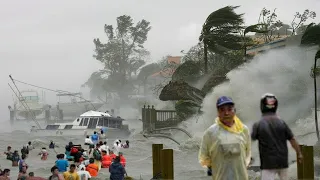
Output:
[244, 33, 247, 61]
[244, 46, 247, 61]
[204, 42, 208, 74]
[314, 55, 320, 141]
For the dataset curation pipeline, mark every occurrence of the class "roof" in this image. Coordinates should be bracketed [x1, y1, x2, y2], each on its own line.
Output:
[150, 67, 176, 78]
[167, 56, 181, 64]
[80, 110, 111, 117]
[148, 56, 182, 78]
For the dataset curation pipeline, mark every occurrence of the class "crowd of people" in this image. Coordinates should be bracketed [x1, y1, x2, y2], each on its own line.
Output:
[1, 130, 130, 180]
[55, 135, 130, 180]
[2, 141, 46, 180]
[1, 92, 301, 180]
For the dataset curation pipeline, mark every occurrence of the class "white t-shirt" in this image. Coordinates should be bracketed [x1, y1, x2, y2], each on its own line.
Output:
[99, 145, 109, 154]
[81, 159, 90, 166]
[113, 144, 121, 156]
[77, 170, 91, 180]
[85, 138, 93, 145]
[26, 144, 34, 150]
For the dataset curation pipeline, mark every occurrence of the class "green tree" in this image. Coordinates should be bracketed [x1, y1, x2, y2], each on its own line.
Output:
[199, 6, 245, 73]
[82, 70, 108, 99]
[257, 8, 284, 42]
[137, 63, 161, 95]
[171, 60, 202, 83]
[85, 15, 151, 99]
[301, 22, 320, 141]
[291, 9, 316, 35]
[296, 24, 309, 35]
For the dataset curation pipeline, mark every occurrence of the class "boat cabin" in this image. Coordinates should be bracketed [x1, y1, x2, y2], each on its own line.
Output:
[45, 110, 125, 130]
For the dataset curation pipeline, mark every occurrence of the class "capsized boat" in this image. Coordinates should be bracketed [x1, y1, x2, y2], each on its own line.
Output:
[30, 110, 131, 138]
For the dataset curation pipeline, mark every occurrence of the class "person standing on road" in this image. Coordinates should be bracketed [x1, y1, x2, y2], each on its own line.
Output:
[251, 93, 303, 180]
[199, 96, 251, 180]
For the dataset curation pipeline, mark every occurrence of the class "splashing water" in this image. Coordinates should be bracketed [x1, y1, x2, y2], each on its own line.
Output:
[3, 46, 320, 180]
[188, 46, 319, 136]
[175, 46, 320, 153]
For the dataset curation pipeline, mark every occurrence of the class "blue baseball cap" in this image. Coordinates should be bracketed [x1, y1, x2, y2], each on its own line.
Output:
[216, 96, 234, 107]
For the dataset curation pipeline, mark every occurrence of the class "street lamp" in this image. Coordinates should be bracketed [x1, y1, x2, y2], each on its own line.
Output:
[312, 50, 320, 141]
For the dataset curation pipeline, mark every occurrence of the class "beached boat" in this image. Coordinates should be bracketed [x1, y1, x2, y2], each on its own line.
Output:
[10, 90, 46, 120]
[50, 92, 104, 118]
[30, 110, 131, 138]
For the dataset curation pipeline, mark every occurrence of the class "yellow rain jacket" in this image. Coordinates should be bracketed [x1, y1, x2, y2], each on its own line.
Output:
[198, 115, 251, 180]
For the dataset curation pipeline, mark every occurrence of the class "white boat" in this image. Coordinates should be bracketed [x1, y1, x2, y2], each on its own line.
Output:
[31, 110, 131, 138]
[13, 90, 45, 119]
[50, 92, 104, 118]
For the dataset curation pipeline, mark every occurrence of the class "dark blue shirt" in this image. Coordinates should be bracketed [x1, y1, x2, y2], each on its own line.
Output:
[251, 114, 294, 169]
[109, 162, 125, 180]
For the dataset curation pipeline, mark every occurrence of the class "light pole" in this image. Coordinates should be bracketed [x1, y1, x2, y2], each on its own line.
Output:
[313, 50, 320, 142]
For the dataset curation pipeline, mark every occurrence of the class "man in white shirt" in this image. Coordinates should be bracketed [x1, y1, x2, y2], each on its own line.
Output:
[84, 136, 93, 145]
[99, 141, 109, 155]
[112, 140, 122, 156]
[77, 164, 91, 180]
[26, 141, 34, 151]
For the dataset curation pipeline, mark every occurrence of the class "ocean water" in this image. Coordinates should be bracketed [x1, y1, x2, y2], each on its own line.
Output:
[2, 46, 320, 180]
[2, 119, 208, 180]
[2, 117, 313, 180]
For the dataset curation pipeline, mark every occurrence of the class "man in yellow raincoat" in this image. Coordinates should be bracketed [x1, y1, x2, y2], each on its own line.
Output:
[199, 96, 251, 180]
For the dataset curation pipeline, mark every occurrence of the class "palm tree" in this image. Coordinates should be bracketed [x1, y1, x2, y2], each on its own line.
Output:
[243, 24, 268, 58]
[301, 23, 320, 141]
[171, 60, 202, 82]
[199, 6, 245, 73]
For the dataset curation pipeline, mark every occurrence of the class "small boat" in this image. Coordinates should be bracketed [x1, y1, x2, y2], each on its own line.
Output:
[30, 110, 131, 138]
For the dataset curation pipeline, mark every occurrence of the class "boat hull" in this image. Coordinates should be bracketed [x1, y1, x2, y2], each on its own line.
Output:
[30, 128, 131, 139]
[16, 109, 43, 119]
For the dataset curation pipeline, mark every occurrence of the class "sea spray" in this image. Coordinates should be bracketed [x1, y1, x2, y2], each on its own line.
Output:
[187, 46, 319, 137]
[172, 46, 320, 154]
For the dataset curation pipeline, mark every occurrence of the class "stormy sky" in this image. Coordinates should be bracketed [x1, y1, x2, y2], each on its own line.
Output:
[0, 0, 319, 119]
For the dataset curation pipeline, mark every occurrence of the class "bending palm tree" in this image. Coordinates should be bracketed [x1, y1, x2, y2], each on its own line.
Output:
[199, 6, 244, 73]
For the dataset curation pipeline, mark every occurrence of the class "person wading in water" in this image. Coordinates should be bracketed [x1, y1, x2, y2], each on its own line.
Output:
[63, 164, 80, 180]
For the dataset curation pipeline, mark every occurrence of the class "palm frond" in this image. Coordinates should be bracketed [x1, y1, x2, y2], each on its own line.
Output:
[244, 24, 268, 35]
[200, 6, 243, 40]
[172, 61, 202, 81]
[301, 23, 320, 45]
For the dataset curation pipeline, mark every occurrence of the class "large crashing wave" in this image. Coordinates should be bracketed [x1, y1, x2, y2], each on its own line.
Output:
[185, 46, 319, 138]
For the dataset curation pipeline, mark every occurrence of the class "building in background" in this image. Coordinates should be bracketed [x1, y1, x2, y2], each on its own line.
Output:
[246, 35, 302, 56]
[144, 56, 182, 94]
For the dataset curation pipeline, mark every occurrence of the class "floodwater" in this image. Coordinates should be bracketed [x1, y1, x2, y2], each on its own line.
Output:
[1, 119, 207, 180]
[2, 46, 320, 180]
[1, 114, 316, 180]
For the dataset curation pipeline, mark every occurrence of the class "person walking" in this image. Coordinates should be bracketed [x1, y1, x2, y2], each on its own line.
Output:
[199, 96, 251, 180]
[251, 93, 303, 180]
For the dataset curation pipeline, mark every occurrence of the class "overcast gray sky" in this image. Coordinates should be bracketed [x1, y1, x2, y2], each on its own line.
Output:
[0, 0, 319, 119]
